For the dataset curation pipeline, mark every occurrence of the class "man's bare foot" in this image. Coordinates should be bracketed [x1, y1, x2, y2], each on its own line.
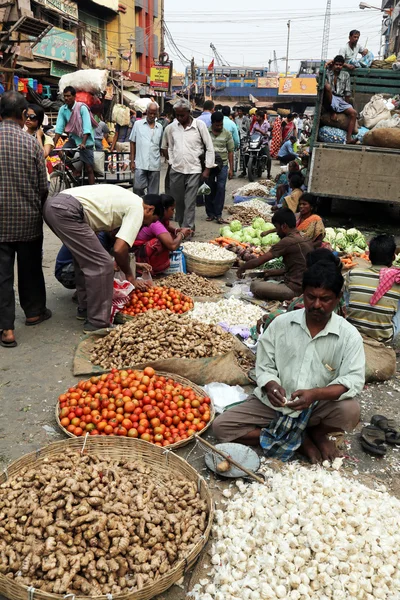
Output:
[1, 329, 15, 343]
[310, 428, 340, 462]
[298, 432, 322, 464]
[346, 138, 357, 145]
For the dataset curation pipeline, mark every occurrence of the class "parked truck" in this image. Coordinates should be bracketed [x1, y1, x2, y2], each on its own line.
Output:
[308, 67, 400, 208]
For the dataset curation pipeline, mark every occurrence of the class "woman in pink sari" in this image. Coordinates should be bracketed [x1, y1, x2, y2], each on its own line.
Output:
[281, 114, 296, 143]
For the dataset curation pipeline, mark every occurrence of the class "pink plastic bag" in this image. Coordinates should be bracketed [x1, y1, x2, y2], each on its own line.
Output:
[111, 278, 134, 322]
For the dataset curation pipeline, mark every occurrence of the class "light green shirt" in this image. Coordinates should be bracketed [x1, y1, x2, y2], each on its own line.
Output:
[208, 127, 234, 166]
[255, 309, 365, 418]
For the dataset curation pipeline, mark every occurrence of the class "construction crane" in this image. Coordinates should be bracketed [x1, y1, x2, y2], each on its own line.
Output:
[321, 0, 332, 61]
[272, 50, 279, 72]
[210, 43, 230, 67]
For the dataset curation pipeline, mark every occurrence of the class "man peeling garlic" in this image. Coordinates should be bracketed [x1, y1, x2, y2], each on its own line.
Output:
[213, 255, 365, 463]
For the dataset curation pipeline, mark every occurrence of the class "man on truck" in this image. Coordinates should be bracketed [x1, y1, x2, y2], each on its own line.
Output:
[324, 55, 358, 144]
[339, 30, 374, 70]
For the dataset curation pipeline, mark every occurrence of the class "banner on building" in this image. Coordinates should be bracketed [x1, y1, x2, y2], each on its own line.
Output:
[33, 27, 77, 65]
[90, 0, 118, 10]
[35, 0, 78, 19]
[257, 77, 279, 89]
[50, 61, 76, 77]
[278, 77, 317, 96]
[150, 61, 172, 92]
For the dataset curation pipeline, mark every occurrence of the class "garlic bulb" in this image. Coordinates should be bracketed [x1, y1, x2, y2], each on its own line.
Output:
[182, 241, 236, 262]
[189, 296, 265, 328]
[189, 464, 400, 600]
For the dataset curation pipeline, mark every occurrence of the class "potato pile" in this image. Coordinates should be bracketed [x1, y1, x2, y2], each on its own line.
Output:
[0, 451, 208, 596]
[91, 310, 235, 369]
[159, 273, 223, 297]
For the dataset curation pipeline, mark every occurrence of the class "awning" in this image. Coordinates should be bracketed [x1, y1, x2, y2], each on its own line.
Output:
[17, 59, 51, 70]
[122, 90, 141, 106]
[255, 101, 275, 109]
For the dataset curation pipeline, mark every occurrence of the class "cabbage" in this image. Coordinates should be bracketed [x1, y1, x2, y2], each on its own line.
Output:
[252, 217, 267, 230]
[262, 233, 280, 246]
[230, 220, 242, 232]
[263, 223, 276, 232]
[260, 236, 271, 246]
[243, 226, 256, 237]
[229, 231, 243, 242]
[242, 233, 254, 243]
[220, 226, 232, 237]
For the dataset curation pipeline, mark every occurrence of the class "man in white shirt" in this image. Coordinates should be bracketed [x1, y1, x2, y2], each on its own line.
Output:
[129, 102, 163, 196]
[339, 29, 374, 70]
[162, 98, 215, 229]
[43, 185, 157, 332]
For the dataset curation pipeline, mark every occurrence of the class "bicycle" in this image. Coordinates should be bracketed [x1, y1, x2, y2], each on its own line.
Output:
[48, 147, 84, 196]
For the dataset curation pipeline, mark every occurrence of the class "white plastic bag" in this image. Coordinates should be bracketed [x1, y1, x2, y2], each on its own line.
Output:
[373, 114, 400, 130]
[133, 97, 158, 113]
[112, 104, 130, 127]
[59, 69, 108, 95]
[198, 182, 211, 195]
[204, 382, 248, 414]
[163, 248, 187, 275]
[111, 278, 134, 322]
[360, 94, 392, 129]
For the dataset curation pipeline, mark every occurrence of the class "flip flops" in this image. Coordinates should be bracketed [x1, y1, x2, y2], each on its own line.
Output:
[0, 331, 17, 348]
[25, 308, 52, 327]
[360, 425, 387, 456]
[371, 414, 400, 445]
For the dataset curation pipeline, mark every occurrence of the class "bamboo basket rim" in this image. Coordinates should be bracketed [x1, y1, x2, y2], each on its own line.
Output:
[55, 370, 215, 450]
[182, 249, 236, 266]
[0, 436, 214, 600]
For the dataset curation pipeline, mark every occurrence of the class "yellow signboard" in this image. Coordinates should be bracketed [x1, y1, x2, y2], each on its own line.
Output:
[150, 63, 171, 92]
[279, 77, 317, 96]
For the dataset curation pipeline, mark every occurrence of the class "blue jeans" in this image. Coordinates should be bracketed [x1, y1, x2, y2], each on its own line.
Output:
[205, 165, 228, 219]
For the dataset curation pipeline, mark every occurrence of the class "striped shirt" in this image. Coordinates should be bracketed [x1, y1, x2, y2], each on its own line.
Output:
[345, 266, 400, 342]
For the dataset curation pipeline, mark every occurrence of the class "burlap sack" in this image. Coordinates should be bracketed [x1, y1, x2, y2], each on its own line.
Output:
[363, 128, 400, 149]
[363, 337, 396, 383]
[320, 111, 359, 133]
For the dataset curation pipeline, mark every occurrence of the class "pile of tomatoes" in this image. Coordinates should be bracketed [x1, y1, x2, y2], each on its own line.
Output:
[58, 367, 212, 446]
[121, 286, 194, 317]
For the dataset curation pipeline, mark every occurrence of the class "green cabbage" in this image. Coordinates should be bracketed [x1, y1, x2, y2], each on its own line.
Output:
[263, 223, 276, 232]
[220, 226, 232, 237]
[230, 220, 242, 232]
[229, 231, 243, 242]
[243, 226, 256, 237]
[262, 233, 280, 246]
[252, 217, 267, 230]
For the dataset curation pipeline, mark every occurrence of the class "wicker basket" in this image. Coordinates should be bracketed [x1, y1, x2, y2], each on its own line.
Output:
[56, 371, 215, 450]
[0, 437, 214, 600]
[183, 251, 236, 278]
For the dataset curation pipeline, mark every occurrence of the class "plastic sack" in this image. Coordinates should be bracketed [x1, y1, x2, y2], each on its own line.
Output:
[318, 126, 347, 144]
[75, 91, 97, 107]
[111, 278, 134, 322]
[373, 114, 400, 130]
[163, 247, 187, 275]
[59, 69, 108, 95]
[133, 97, 158, 113]
[112, 104, 130, 127]
[198, 182, 211, 195]
[385, 54, 397, 63]
[360, 94, 392, 129]
[363, 128, 400, 149]
[203, 382, 248, 414]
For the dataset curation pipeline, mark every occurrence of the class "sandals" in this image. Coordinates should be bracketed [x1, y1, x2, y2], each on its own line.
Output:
[206, 216, 215, 222]
[0, 331, 17, 348]
[216, 218, 229, 225]
[360, 425, 387, 456]
[371, 414, 400, 445]
[25, 308, 52, 327]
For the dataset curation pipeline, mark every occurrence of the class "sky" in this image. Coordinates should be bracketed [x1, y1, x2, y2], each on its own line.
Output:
[164, 0, 384, 74]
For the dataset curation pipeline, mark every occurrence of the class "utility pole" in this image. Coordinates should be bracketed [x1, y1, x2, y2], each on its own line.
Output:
[321, 0, 332, 61]
[285, 20, 291, 76]
[160, 0, 165, 55]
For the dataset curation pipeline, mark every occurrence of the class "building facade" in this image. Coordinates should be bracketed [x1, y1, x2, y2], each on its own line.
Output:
[381, 0, 399, 56]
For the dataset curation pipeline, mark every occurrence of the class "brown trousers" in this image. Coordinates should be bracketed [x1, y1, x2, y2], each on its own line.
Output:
[43, 193, 114, 328]
[213, 394, 361, 443]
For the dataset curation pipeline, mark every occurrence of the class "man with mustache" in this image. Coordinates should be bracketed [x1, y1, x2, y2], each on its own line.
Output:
[215, 256, 365, 463]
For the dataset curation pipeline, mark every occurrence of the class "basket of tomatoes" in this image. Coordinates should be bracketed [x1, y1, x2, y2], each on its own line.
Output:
[56, 367, 214, 449]
[120, 286, 194, 319]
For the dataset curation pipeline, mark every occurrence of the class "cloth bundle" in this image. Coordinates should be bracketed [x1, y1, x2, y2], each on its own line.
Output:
[360, 94, 392, 129]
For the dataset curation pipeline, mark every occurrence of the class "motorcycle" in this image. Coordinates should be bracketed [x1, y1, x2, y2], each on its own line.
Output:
[243, 132, 269, 182]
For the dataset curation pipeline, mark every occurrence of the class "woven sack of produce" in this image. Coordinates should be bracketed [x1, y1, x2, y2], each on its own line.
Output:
[360, 94, 391, 129]
[363, 127, 400, 149]
[320, 110, 359, 133]
[371, 59, 393, 70]
[277, 108, 290, 116]
[363, 337, 396, 383]
[372, 114, 400, 130]
[112, 103, 130, 126]
[318, 125, 347, 144]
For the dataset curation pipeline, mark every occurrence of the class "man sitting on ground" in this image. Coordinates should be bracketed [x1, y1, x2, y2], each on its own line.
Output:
[346, 234, 400, 344]
[278, 135, 298, 165]
[237, 208, 314, 301]
[214, 260, 365, 463]
[324, 55, 358, 144]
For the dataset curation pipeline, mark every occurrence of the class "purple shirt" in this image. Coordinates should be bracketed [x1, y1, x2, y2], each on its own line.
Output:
[251, 120, 270, 145]
[197, 112, 212, 128]
[136, 220, 168, 242]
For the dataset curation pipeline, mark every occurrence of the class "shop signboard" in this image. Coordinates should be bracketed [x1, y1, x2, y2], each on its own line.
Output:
[150, 61, 172, 92]
[33, 27, 77, 65]
[50, 61, 76, 78]
[257, 76, 279, 89]
[278, 77, 317, 96]
[35, 0, 78, 19]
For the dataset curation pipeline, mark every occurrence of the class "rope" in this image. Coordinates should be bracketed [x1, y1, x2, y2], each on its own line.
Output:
[64, 595, 76, 600]
[162, 447, 171, 466]
[27, 586, 36, 600]
[81, 432, 89, 456]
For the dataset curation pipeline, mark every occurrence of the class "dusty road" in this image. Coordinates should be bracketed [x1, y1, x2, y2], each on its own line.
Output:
[1, 161, 400, 599]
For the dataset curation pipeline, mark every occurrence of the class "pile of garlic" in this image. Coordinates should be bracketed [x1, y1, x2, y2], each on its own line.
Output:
[240, 198, 272, 218]
[190, 463, 400, 600]
[189, 297, 265, 328]
[182, 242, 236, 262]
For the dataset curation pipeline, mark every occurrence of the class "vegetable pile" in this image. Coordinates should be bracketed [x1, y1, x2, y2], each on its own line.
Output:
[234, 182, 272, 197]
[0, 451, 209, 596]
[227, 204, 271, 226]
[91, 311, 236, 369]
[324, 227, 368, 254]
[58, 367, 211, 443]
[190, 463, 400, 600]
[159, 273, 222, 297]
[220, 219, 279, 247]
[189, 297, 265, 328]
[228, 198, 272, 219]
[121, 286, 193, 316]
[182, 242, 236, 262]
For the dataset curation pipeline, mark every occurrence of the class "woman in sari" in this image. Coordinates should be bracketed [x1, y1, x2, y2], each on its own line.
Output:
[132, 194, 191, 274]
[281, 114, 296, 144]
[296, 193, 325, 247]
[270, 115, 282, 158]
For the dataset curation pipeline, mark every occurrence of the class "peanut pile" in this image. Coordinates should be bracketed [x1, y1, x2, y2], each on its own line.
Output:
[159, 273, 223, 297]
[0, 451, 208, 596]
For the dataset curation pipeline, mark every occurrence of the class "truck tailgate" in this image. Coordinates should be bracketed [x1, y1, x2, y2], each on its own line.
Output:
[309, 143, 400, 204]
